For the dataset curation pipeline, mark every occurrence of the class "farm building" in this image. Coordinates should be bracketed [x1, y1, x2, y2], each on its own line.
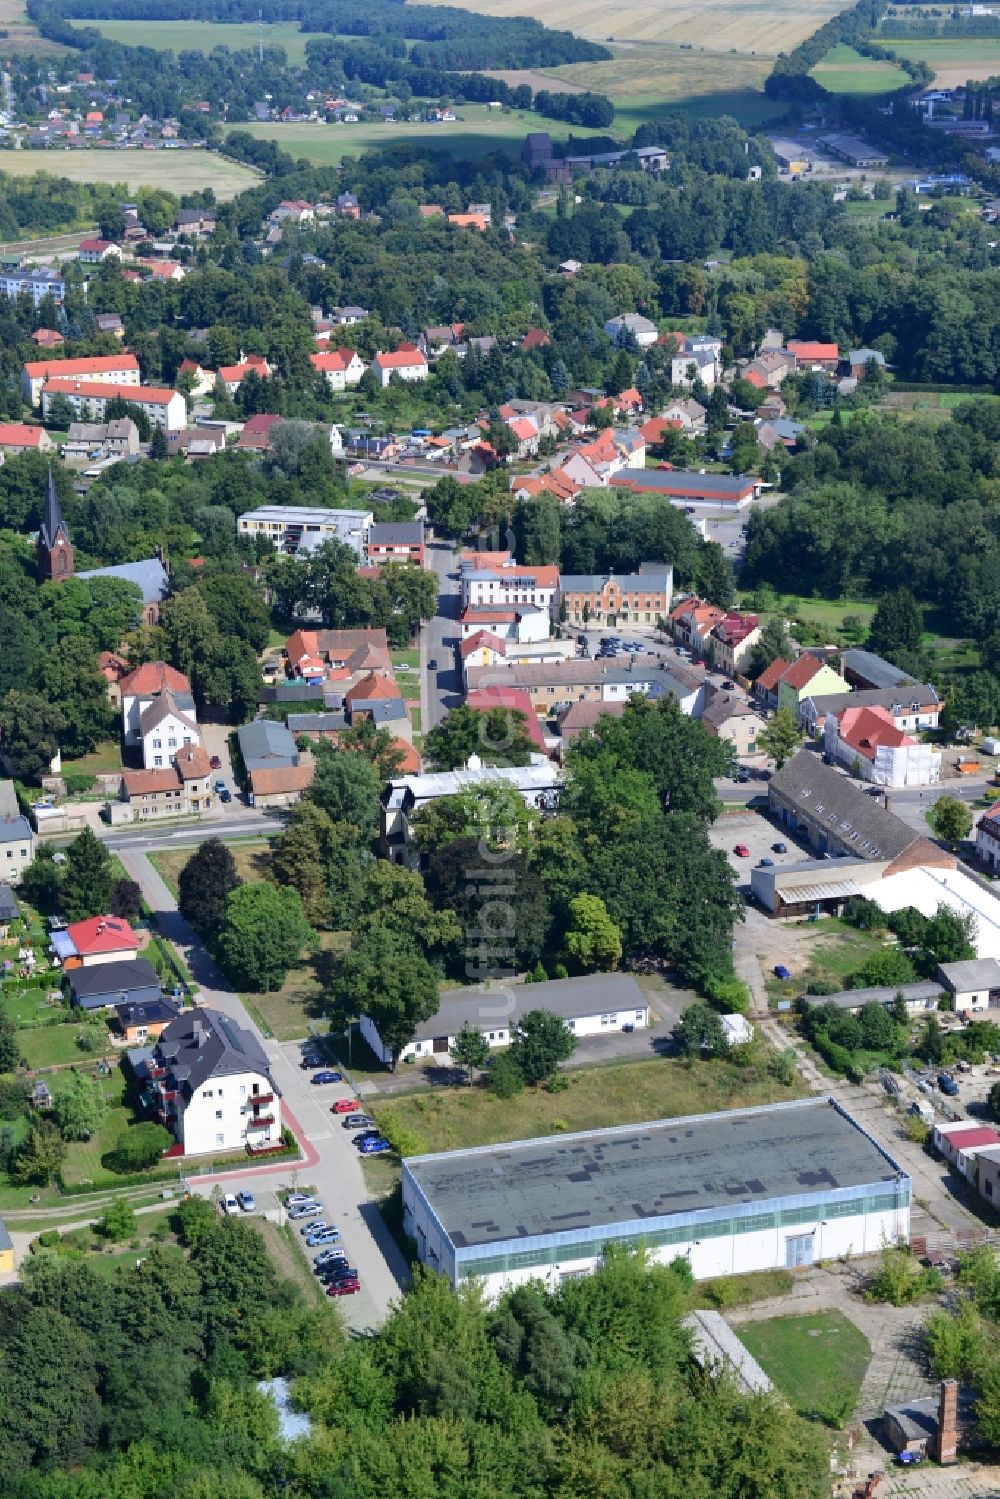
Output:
[360, 973, 650, 1066]
[401, 1096, 911, 1298]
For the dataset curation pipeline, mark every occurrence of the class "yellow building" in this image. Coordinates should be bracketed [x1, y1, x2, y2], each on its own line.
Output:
[0, 1218, 13, 1273]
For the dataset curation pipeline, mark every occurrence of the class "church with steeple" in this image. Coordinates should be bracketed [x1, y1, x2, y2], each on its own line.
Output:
[37, 469, 74, 583]
[34, 467, 170, 623]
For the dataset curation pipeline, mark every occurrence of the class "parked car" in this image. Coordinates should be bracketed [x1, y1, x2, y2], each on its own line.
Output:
[236, 1191, 256, 1213]
[311, 1070, 343, 1085]
[219, 788, 232, 803]
[327, 1278, 361, 1296]
[330, 1098, 360, 1114]
[300, 1053, 325, 1069]
[774, 964, 792, 980]
[285, 1192, 319, 1208]
[213, 778, 227, 793]
[300, 1220, 332, 1236]
[938, 1072, 960, 1097]
[428, 658, 438, 670]
[352, 1131, 382, 1146]
[358, 1137, 391, 1155]
[288, 1203, 323, 1221]
[306, 1227, 342, 1246]
[722, 680, 736, 690]
[757, 857, 774, 868]
[734, 769, 751, 784]
[220, 1194, 239, 1215]
[342, 1115, 376, 1130]
[209, 754, 222, 769]
[734, 844, 751, 857]
[772, 842, 788, 853]
[314, 1249, 348, 1269]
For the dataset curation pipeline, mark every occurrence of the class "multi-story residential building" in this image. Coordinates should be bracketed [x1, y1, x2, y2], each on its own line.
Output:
[372, 346, 428, 387]
[22, 353, 140, 405]
[977, 805, 1000, 871]
[143, 1007, 282, 1156]
[776, 656, 845, 716]
[0, 815, 33, 885]
[310, 347, 366, 390]
[461, 563, 559, 618]
[39, 379, 185, 431]
[604, 313, 658, 347]
[701, 689, 766, 758]
[669, 595, 725, 652]
[365, 521, 426, 567]
[1, 266, 65, 307]
[709, 612, 760, 677]
[559, 567, 673, 626]
[138, 691, 200, 770]
[118, 744, 214, 820]
[237, 505, 373, 558]
[120, 662, 196, 751]
[465, 657, 706, 716]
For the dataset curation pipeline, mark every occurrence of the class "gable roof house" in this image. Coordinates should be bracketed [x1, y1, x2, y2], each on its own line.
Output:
[701, 689, 767, 758]
[798, 683, 941, 735]
[709, 612, 760, 677]
[372, 347, 428, 388]
[776, 655, 844, 715]
[310, 347, 366, 390]
[144, 1007, 281, 1156]
[824, 704, 941, 788]
[753, 656, 791, 709]
[67, 955, 160, 1012]
[51, 915, 140, 969]
[120, 662, 194, 747]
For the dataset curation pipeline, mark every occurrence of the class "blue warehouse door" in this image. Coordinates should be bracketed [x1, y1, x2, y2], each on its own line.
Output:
[785, 1233, 814, 1268]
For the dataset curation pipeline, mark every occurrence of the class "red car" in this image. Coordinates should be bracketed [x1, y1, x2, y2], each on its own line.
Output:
[209, 754, 222, 769]
[734, 844, 751, 857]
[331, 1098, 360, 1114]
[327, 1278, 360, 1296]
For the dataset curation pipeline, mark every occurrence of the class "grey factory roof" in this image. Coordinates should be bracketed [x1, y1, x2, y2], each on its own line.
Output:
[769, 751, 919, 861]
[78, 557, 170, 606]
[68, 956, 161, 1011]
[617, 468, 757, 497]
[938, 958, 1000, 993]
[155, 1007, 274, 1098]
[800, 981, 942, 1012]
[402, 973, 648, 1045]
[405, 1097, 906, 1250]
[841, 650, 914, 691]
[0, 816, 32, 844]
[238, 718, 298, 772]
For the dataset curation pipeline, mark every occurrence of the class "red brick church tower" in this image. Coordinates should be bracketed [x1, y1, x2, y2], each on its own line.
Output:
[37, 468, 74, 583]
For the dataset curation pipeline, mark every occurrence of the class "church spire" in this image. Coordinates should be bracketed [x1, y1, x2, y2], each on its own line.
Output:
[37, 467, 73, 583]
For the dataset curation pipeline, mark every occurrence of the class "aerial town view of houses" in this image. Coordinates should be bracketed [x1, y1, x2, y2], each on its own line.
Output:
[5, 0, 1000, 1489]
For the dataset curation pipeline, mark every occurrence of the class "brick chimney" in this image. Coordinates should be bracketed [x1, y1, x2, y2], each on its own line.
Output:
[933, 1378, 958, 1465]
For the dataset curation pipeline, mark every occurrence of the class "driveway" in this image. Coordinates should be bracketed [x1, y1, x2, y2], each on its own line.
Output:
[422, 538, 462, 733]
[117, 847, 409, 1328]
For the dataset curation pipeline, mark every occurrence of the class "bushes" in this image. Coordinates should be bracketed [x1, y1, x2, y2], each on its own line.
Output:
[108, 1121, 172, 1174]
[866, 1246, 941, 1306]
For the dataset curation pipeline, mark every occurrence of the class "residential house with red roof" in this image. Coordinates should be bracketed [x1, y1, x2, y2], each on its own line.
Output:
[521, 328, 551, 351]
[754, 656, 791, 709]
[465, 686, 548, 752]
[786, 339, 839, 370]
[0, 423, 53, 455]
[40, 379, 185, 432]
[709, 612, 760, 677]
[77, 238, 123, 264]
[460, 631, 508, 670]
[824, 703, 940, 787]
[30, 329, 64, 348]
[669, 595, 725, 652]
[510, 470, 582, 505]
[235, 412, 283, 452]
[310, 347, 366, 390]
[372, 346, 428, 388]
[120, 662, 197, 760]
[557, 427, 646, 489]
[461, 561, 559, 619]
[219, 354, 271, 395]
[53, 915, 139, 969]
[776, 655, 845, 715]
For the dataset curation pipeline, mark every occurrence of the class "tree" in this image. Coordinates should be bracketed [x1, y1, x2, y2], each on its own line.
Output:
[39, 638, 113, 758]
[423, 704, 535, 771]
[175, 1193, 218, 1247]
[868, 587, 922, 662]
[218, 884, 313, 992]
[489, 1049, 525, 1098]
[12, 1120, 67, 1184]
[178, 838, 241, 936]
[20, 847, 63, 916]
[563, 893, 622, 973]
[109, 877, 142, 921]
[927, 795, 973, 849]
[757, 706, 802, 769]
[450, 1023, 491, 1084]
[98, 1197, 138, 1242]
[747, 618, 791, 680]
[0, 1011, 21, 1073]
[111, 1120, 172, 1173]
[51, 1073, 105, 1142]
[989, 1080, 1000, 1123]
[271, 801, 337, 927]
[509, 1009, 576, 1085]
[857, 1001, 897, 1051]
[60, 828, 114, 922]
[918, 903, 976, 972]
[673, 1001, 728, 1056]
[852, 948, 916, 989]
[149, 425, 168, 459]
[921, 1015, 944, 1065]
[308, 747, 381, 840]
[331, 929, 439, 1068]
[0, 691, 66, 783]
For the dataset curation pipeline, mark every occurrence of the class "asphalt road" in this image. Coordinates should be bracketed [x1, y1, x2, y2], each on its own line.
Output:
[118, 846, 409, 1329]
[422, 538, 462, 733]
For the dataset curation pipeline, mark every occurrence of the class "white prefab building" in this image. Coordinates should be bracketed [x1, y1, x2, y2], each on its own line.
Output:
[146, 1007, 281, 1156]
[402, 1096, 910, 1298]
[360, 972, 650, 1065]
[381, 761, 562, 866]
[237, 504, 373, 559]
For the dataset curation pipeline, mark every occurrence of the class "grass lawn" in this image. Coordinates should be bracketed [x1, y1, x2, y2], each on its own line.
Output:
[809, 42, 909, 94]
[766, 916, 889, 1006]
[80, 17, 328, 63]
[0, 985, 58, 1028]
[736, 590, 877, 638]
[18, 1022, 111, 1069]
[256, 1219, 330, 1307]
[149, 839, 273, 899]
[58, 1068, 142, 1189]
[242, 929, 348, 1042]
[738, 1310, 871, 1425]
[842, 199, 890, 219]
[374, 1055, 808, 1155]
[62, 740, 122, 776]
[0, 149, 260, 198]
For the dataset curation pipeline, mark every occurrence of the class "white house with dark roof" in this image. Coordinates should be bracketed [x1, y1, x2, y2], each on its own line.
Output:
[145, 1007, 281, 1155]
[0, 815, 33, 885]
[139, 690, 199, 770]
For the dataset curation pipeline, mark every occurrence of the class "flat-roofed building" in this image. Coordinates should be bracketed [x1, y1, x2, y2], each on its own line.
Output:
[237, 504, 373, 559]
[402, 1096, 911, 1297]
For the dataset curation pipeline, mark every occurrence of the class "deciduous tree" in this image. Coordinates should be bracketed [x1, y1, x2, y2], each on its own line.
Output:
[928, 795, 973, 849]
[178, 838, 241, 936]
[218, 883, 313, 992]
[757, 706, 802, 769]
[563, 893, 622, 973]
[509, 1008, 576, 1084]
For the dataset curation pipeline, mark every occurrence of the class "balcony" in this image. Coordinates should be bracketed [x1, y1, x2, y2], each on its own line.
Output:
[246, 1115, 274, 1129]
[248, 1092, 274, 1107]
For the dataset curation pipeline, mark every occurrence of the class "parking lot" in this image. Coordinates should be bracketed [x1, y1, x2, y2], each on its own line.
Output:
[711, 808, 813, 887]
